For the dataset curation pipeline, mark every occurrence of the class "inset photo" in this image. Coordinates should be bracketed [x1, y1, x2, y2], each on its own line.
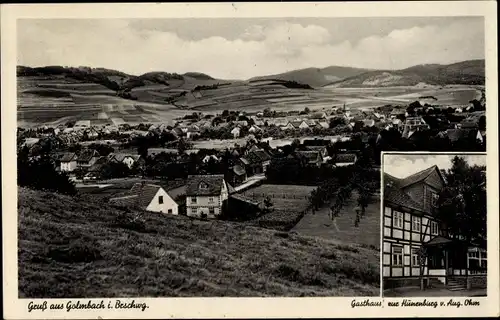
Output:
[381, 152, 487, 297]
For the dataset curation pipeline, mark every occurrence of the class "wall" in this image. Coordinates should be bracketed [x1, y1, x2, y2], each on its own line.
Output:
[61, 161, 77, 172]
[146, 188, 178, 215]
[468, 275, 487, 289]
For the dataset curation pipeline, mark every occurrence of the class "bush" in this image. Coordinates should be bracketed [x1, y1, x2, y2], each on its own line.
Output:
[110, 212, 147, 232]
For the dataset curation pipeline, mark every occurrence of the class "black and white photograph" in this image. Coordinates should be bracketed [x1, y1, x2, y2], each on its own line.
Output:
[2, 2, 498, 319]
[381, 153, 487, 297]
[14, 15, 488, 298]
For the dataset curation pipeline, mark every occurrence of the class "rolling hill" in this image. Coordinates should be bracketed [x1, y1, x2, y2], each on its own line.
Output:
[18, 187, 380, 298]
[17, 60, 485, 127]
[250, 66, 373, 88]
[327, 60, 485, 88]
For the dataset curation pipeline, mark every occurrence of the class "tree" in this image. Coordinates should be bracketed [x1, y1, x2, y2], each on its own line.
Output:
[478, 115, 486, 131]
[329, 117, 346, 128]
[435, 156, 486, 245]
[303, 107, 310, 114]
[264, 196, 273, 213]
[177, 138, 192, 155]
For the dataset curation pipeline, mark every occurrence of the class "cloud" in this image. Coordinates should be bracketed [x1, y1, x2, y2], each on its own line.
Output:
[383, 154, 486, 178]
[17, 18, 484, 79]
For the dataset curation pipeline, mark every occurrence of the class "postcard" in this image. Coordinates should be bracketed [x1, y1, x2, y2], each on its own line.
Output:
[1, 1, 498, 319]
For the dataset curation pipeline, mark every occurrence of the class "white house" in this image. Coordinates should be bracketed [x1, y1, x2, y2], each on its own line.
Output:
[248, 125, 262, 133]
[382, 166, 486, 291]
[59, 152, 78, 172]
[109, 183, 178, 215]
[231, 127, 241, 138]
[185, 175, 229, 219]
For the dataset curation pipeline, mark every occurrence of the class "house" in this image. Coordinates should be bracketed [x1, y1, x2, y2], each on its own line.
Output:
[107, 153, 143, 169]
[229, 164, 247, 186]
[248, 125, 262, 133]
[109, 183, 178, 215]
[441, 129, 484, 144]
[231, 127, 241, 138]
[309, 111, 327, 120]
[202, 155, 220, 163]
[295, 150, 323, 167]
[234, 120, 248, 127]
[148, 148, 178, 157]
[186, 127, 201, 139]
[318, 121, 330, 129]
[382, 166, 486, 290]
[402, 117, 430, 139]
[239, 150, 272, 176]
[332, 153, 357, 167]
[289, 120, 309, 130]
[363, 119, 376, 127]
[280, 122, 295, 131]
[73, 120, 91, 131]
[76, 149, 99, 168]
[304, 145, 328, 158]
[59, 152, 78, 172]
[85, 127, 100, 138]
[185, 175, 229, 219]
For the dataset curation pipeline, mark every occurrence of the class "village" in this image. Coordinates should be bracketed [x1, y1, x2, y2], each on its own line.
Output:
[16, 96, 486, 233]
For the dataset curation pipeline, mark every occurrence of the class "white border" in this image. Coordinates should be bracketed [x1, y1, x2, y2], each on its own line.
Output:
[2, 2, 499, 319]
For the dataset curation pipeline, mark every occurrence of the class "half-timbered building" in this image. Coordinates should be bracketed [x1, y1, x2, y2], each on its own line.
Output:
[382, 165, 486, 291]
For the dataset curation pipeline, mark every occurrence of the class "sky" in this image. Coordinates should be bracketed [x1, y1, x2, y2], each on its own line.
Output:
[17, 17, 485, 80]
[383, 154, 487, 179]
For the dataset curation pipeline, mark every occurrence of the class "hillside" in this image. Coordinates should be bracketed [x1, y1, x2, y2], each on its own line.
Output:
[328, 60, 485, 87]
[18, 187, 380, 298]
[250, 66, 372, 88]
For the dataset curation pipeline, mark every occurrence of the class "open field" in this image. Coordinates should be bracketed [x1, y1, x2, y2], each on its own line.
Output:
[292, 191, 380, 248]
[18, 71, 482, 127]
[18, 187, 379, 297]
[243, 184, 317, 231]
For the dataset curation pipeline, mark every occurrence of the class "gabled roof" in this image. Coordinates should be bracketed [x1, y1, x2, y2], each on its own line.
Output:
[60, 152, 77, 162]
[186, 174, 225, 196]
[77, 149, 99, 162]
[240, 150, 271, 165]
[399, 165, 444, 189]
[383, 173, 426, 213]
[334, 153, 357, 163]
[110, 183, 164, 209]
[296, 150, 322, 163]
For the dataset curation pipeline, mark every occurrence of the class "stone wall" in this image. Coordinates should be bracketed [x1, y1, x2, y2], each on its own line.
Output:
[467, 275, 487, 289]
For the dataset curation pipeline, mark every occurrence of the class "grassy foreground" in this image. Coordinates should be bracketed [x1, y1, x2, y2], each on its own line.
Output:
[18, 187, 379, 298]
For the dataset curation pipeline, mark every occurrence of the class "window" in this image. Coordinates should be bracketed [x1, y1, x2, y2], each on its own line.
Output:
[191, 197, 197, 204]
[191, 208, 197, 215]
[411, 248, 420, 266]
[209, 197, 214, 203]
[392, 246, 403, 266]
[430, 221, 439, 235]
[393, 211, 403, 228]
[168, 209, 173, 214]
[199, 182, 208, 190]
[412, 216, 421, 232]
[209, 208, 215, 215]
[158, 196, 164, 204]
[431, 192, 439, 207]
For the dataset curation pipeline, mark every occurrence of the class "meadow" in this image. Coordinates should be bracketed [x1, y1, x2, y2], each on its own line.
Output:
[17, 73, 481, 128]
[18, 187, 380, 297]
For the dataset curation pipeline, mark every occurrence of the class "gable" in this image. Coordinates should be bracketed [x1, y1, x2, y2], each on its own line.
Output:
[424, 169, 445, 191]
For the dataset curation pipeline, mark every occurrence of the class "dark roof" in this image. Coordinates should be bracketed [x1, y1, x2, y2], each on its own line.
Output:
[60, 152, 77, 162]
[383, 173, 426, 213]
[77, 149, 99, 162]
[334, 153, 357, 163]
[241, 150, 271, 165]
[424, 236, 453, 247]
[185, 174, 225, 196]
[110, 183, 163, 209]
[296, 151, 322, 163]
[399, 165, 439, 188]
[305, 145, 327, 152]
[445, 129, 479, 142]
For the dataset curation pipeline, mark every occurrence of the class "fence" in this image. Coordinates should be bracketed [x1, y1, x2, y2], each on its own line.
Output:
[245, 192, 310, 200]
